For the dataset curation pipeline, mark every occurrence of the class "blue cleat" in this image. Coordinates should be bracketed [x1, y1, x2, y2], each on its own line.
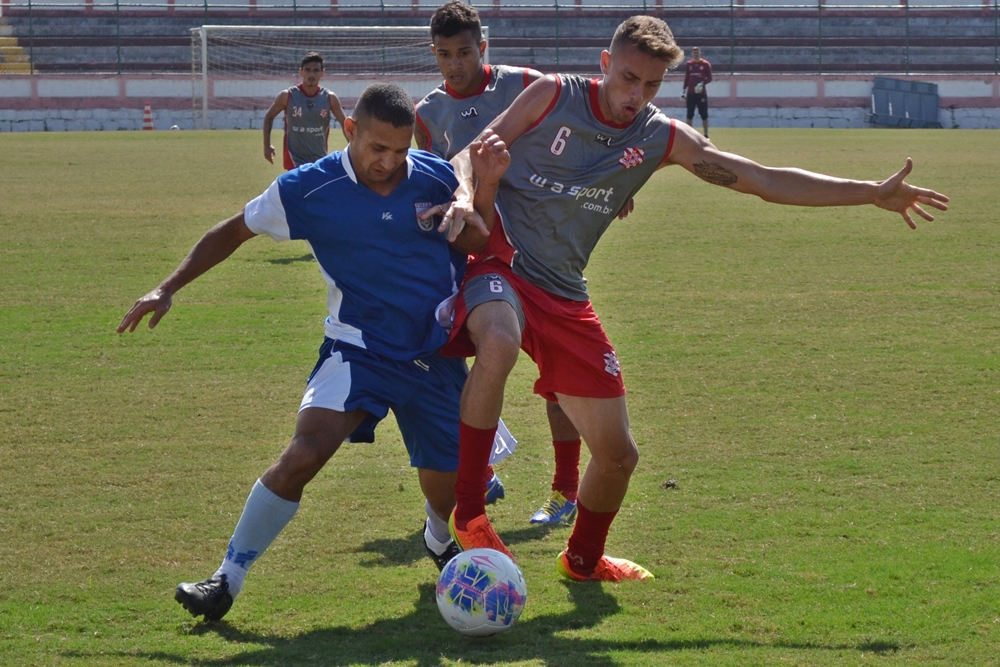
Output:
[529, 491, 578, 525]
[485, 473, 506, 505]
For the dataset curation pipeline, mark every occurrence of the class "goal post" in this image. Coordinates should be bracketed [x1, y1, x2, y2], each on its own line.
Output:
[190, 25, 489, 130]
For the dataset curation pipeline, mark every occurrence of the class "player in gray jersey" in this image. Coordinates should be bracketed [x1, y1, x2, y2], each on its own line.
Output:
[442, 16, 948, 582]
[416, 0, 583, 527]
[263, 52, 348, 170]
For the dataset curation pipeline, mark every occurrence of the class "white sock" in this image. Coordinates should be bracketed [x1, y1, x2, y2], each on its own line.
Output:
[214, 479, 299, 598]
[424, 500, 452, 549]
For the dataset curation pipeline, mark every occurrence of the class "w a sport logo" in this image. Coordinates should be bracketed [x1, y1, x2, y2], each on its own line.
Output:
[461, 106, 479, 119]
[618, 147, 645, 170]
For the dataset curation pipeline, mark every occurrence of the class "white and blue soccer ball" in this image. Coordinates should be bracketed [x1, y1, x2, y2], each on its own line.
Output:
[436, 548, 527, 637]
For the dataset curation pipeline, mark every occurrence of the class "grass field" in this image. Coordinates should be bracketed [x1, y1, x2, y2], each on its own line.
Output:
[1, 128, 998, 667]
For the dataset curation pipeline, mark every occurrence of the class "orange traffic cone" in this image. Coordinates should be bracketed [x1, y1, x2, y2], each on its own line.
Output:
[142, 102, 154, 131]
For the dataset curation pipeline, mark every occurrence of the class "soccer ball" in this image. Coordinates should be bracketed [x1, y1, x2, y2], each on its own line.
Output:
[436, 548, 527, 637]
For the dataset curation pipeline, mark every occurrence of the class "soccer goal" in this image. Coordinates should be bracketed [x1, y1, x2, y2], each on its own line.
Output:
[190, 25, 489, 129]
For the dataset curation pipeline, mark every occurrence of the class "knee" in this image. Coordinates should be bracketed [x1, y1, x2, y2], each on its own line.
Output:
[594, 436, 639, 478]
[470, 322, 521, 374]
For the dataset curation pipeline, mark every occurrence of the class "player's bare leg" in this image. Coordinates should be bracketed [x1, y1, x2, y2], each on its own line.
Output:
[449, 299, 521, 558]
[550, 394, 653, 581]
[702, 117, 709, 139]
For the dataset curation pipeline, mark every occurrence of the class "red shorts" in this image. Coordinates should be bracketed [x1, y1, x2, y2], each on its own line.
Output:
[442, 258, 625, 402]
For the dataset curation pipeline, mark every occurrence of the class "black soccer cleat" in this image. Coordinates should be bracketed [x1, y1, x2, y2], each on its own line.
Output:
[424, 535, 462, 572]
[175, 574, 234, 621]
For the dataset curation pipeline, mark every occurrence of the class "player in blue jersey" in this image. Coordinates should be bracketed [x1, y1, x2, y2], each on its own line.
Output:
[416, 0, 582, 526]
[117, 82, 510, 621]
[442, 16, 948, 582]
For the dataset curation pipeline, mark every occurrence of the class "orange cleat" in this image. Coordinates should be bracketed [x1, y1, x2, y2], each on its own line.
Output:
[449, 510, 515, 562]
[557, 549, 654, 582]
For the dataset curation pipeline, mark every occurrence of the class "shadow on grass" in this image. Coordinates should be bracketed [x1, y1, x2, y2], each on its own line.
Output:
[88, 582, 900, 667]
[267, 254, 315, 265]
[355, 525, 560, 568]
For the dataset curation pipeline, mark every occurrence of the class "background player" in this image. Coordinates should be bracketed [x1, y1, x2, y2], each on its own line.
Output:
[263, 52, 348, 170]
[682, 46, 712, 138]
[117, 83, 507, 621]
[442, 16, 948, 582]
[415, 1, 579, 526]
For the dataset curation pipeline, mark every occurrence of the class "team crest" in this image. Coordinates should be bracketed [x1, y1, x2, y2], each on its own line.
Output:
[619, 147, 645, 169]
[603, 351, 621, 377]
[320, 108, 328, 118]
[414, 201, 439, 232]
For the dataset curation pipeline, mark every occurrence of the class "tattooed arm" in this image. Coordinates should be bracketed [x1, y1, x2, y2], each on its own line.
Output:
[662, 121, 948, 228]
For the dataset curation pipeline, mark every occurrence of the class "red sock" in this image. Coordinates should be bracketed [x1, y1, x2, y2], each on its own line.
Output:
[551, 438, 581, 503]
[454, 421, 496, 528]
[564, 500, 618, 576]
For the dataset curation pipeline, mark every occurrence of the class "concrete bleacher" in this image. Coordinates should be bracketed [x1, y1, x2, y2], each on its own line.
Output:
[1, 1, 998, 75]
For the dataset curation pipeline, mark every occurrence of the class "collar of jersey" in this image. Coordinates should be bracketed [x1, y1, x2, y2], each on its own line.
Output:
[445, 64, 492, 99]
[296, 83, 324, 98]
[589, 78, 635, 129]
[342, 145, 414, 185]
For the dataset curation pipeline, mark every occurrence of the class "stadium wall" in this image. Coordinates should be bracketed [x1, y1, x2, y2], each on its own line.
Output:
[0, 73, 998, 131]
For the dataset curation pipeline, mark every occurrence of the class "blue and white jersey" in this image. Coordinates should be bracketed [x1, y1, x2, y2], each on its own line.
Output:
[244, 148, 463, 361]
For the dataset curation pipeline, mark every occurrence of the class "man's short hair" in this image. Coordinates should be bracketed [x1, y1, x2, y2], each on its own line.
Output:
[354, 83, 415, 128]
[300, 52, 324, 69]
[430, 1, 482, 43]
[610, 16, 684, 68]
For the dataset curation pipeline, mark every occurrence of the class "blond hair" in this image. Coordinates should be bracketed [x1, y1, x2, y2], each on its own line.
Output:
[610, 16, 684, 68]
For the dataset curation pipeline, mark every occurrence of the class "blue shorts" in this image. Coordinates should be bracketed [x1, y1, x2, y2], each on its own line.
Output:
[300, 338, 464, 472]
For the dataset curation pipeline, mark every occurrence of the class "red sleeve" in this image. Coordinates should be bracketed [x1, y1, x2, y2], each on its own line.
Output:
[657, 119, 677, 168]
[415, 112, 432, 153]
[525, 75, 562, 133]
[704, 62, 713, 84]
[682, 63, 691, 90]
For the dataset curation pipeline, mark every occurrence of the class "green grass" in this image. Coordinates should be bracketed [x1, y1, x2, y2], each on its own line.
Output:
[1, 128, 998, 666]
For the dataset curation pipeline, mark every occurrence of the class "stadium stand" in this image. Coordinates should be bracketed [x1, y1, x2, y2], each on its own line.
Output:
[0, 2, 998, 75]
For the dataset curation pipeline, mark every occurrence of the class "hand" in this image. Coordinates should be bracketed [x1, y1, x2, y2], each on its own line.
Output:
[469, 130, 510, 186]
[615, 197, 635, 220]
[117, 288, 173, 333]
[873, 158, 949, 229]
[435, 199, 489, 243]
[264, 145, 275, 164]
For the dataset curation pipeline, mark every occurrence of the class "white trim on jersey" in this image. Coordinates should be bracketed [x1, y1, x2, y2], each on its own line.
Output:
[313, 247, 366, 350]
[244, 180, 291, 241]
[244, 177, 366, 350]
[341, 145, 414, 187]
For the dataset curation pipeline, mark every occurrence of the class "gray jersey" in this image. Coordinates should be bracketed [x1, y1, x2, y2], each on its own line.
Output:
[284, 85, 332, 167]
[497, 75, 675, 301]
[416, 64, 530, 159]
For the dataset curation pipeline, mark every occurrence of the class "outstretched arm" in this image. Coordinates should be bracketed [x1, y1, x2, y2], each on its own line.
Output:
[443, 75, 560, 239]
[664, 122, 948, 229]
[117, 212, 257, 333]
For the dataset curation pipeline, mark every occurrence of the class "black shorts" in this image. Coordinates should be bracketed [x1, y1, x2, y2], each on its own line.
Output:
[686, 92, 708, 120]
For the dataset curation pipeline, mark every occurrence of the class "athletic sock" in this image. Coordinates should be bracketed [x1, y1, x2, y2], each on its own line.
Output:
[564, 500, 618, 576]
[214, 479, 299, 598]
[453, 421, 496, 528]
[424, 521, 452, 556]
[551, 438, 582, 503]
[424, 500, 452, 545]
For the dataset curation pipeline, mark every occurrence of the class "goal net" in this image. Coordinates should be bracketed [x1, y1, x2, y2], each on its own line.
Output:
[190, 25, 488, 129]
